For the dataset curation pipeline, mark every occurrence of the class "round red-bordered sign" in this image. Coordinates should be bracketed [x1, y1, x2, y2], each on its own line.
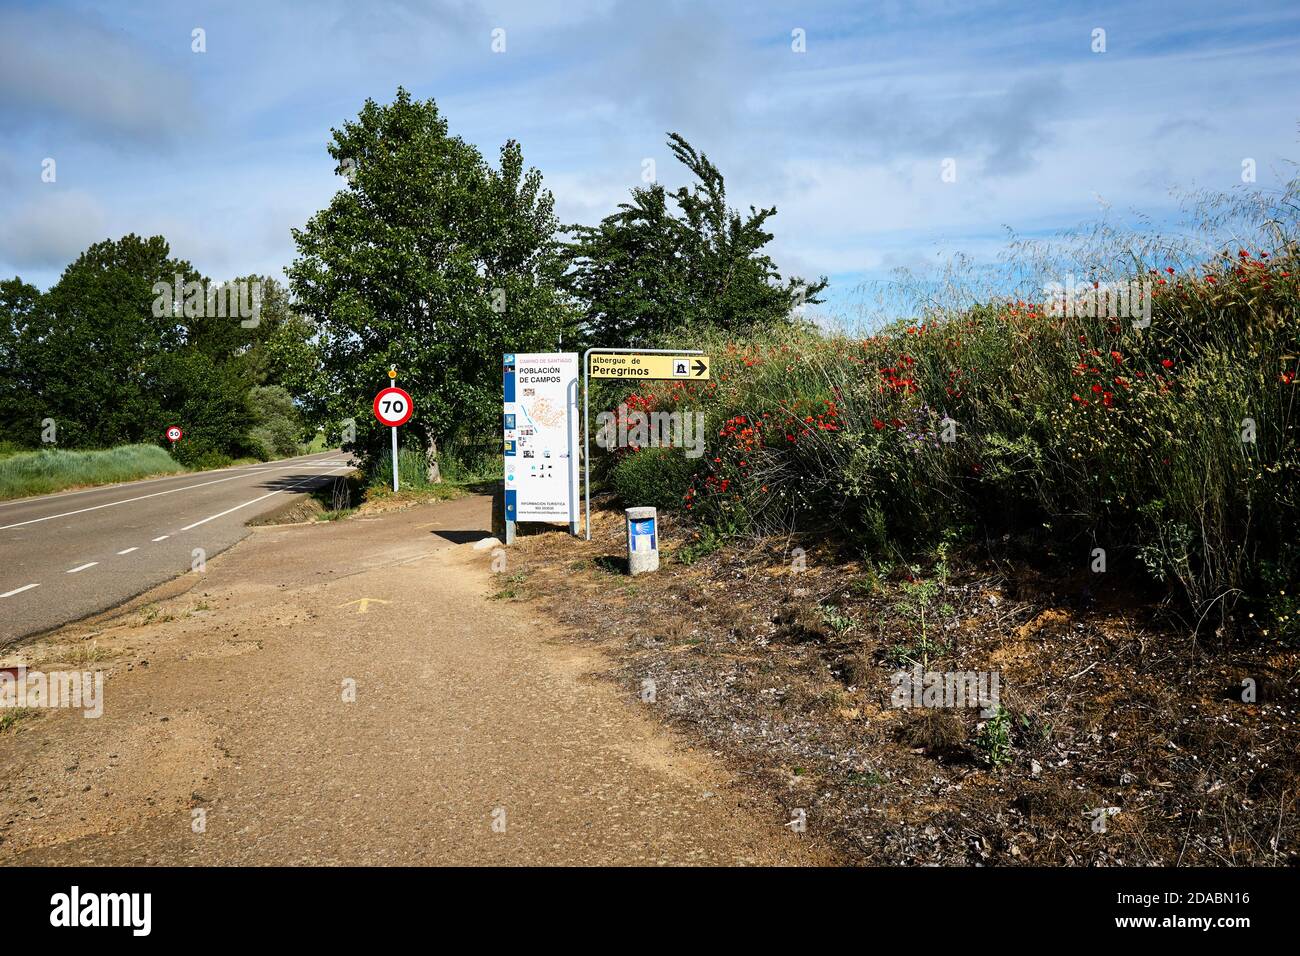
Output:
[165, 426, 183, 442]
[373, 387, 414, 427]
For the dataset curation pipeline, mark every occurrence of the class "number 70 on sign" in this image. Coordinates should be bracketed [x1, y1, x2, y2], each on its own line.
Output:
[373, 387, 413, 427]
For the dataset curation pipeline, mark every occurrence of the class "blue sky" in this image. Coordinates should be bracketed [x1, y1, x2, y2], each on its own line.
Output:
[1, 0, 1297, 325]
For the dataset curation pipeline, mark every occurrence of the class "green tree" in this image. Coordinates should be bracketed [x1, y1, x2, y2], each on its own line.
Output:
[7, 236, 277, 462]
[153, 347, 256, 466]
[18, 235, 190, 448]
[265, 312, 328, 435]
[564, 133, 827, 347]
[188, 274, 299, 387]
[287, 88, 573, 478]
[0, 278, 42, 446]
[247, 384, 305, 459]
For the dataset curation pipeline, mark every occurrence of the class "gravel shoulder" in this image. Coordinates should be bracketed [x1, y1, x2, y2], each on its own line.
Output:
[0, 495, 831, 866]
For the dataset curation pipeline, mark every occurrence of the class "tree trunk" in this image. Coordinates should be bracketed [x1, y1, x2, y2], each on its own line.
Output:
[425, 435, 442, 483]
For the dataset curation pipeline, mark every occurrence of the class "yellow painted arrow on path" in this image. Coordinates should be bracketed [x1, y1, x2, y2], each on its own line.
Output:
[337, 598, 391, 614]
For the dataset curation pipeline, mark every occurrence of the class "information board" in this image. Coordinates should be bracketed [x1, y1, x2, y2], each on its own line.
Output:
[503, 353, 580, 526]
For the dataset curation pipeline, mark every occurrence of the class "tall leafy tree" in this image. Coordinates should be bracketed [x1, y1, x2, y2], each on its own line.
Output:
[247, 384, 306, 459]
[287, 88, 573, 477]
[18, 235, 190, 448]
[0, 278, 41, 445]
[151, 346, 257, 466]
[4, 238, 280, 461]
[564, 133, 827, 347]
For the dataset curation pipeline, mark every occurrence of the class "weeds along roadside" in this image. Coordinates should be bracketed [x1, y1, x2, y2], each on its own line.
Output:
[596, 184, 1300, 641]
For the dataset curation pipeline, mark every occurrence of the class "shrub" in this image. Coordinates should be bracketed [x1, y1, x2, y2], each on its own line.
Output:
[171, 439, 232, 470]
[976, 706, 1014, 768]
[583, 180, 1300, 636]
[608, 446, 698, 512]
[247, 385, 304, 460]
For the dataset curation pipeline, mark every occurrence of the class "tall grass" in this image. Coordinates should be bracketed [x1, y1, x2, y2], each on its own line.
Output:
[0, 444, 185, 500]
[369, 439, 501, 491]
[370, 446, 437, 490]
[439, 439, 502, 483]
[603, 181, 1300, 637]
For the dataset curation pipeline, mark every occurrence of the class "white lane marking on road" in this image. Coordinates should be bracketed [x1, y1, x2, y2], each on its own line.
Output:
[117, 547, 139, 555]
[0, 474, 249, 530]
[179, 466, 352, 531]
[0, 583, 40, 597]
[0, 457, 352, 531]
[152, 535, 169, 542]
[0, 454, 341, 511]
[0, 468, 252, 510]
[67, 562, 98, 573]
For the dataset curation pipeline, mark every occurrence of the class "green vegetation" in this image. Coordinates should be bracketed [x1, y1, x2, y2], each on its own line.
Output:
[3, 84, 1294, 647]
[284, 88, 572, 481]
[307, 473, 363, 521]
[0, 237, 314, 466]
[369, 446, 440, 493]
[0, 708, 39, 734]
[1, 90, 821, 499]
[436, 440, 503, 484]
[564, 133, 826, 347]
[593, 182, 1300, 638]
[366, 440, 500, 491]
[356, 446, 479, 509]
[674, 526, 727, 565]
[0, 444, 185, 500]
[490, 571, 528, 600]
[248, 385, 306, 460]
[819, 604, 860, 636]
[883, 571, 950, 669]
[976, 706, 1014, 768]
[607, 446, 697, 512]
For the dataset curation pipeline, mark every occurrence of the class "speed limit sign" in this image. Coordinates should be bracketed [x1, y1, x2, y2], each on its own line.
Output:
[373, 387, 413, 427]
[165, 426, 183, 442]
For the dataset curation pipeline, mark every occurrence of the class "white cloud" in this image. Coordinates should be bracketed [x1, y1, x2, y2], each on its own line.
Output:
[0, 8, 194, 144]
[0, 191, 108, 270]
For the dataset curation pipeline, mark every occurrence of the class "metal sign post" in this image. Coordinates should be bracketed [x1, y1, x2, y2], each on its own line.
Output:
[581, 348, 705, 541]
[389, 368, 398, 491]
[373, 370, 413, 493]
[391, 420, 399, 492]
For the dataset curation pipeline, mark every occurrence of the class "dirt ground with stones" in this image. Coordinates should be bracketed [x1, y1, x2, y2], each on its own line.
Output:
[502, 498, 1300, 866]
[0, 495, 833, 866]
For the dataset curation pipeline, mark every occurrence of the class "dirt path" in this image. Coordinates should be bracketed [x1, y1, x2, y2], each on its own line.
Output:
[0, 496, 830, 866]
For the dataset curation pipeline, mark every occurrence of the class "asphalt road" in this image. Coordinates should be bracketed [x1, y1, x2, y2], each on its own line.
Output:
[0, 451, 354, 646]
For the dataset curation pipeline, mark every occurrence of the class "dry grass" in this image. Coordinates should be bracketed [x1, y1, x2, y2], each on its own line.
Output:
[500, 500, 1300, 866]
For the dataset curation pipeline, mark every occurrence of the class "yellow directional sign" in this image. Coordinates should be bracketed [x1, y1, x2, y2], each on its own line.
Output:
[588, 354, 710, 381]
